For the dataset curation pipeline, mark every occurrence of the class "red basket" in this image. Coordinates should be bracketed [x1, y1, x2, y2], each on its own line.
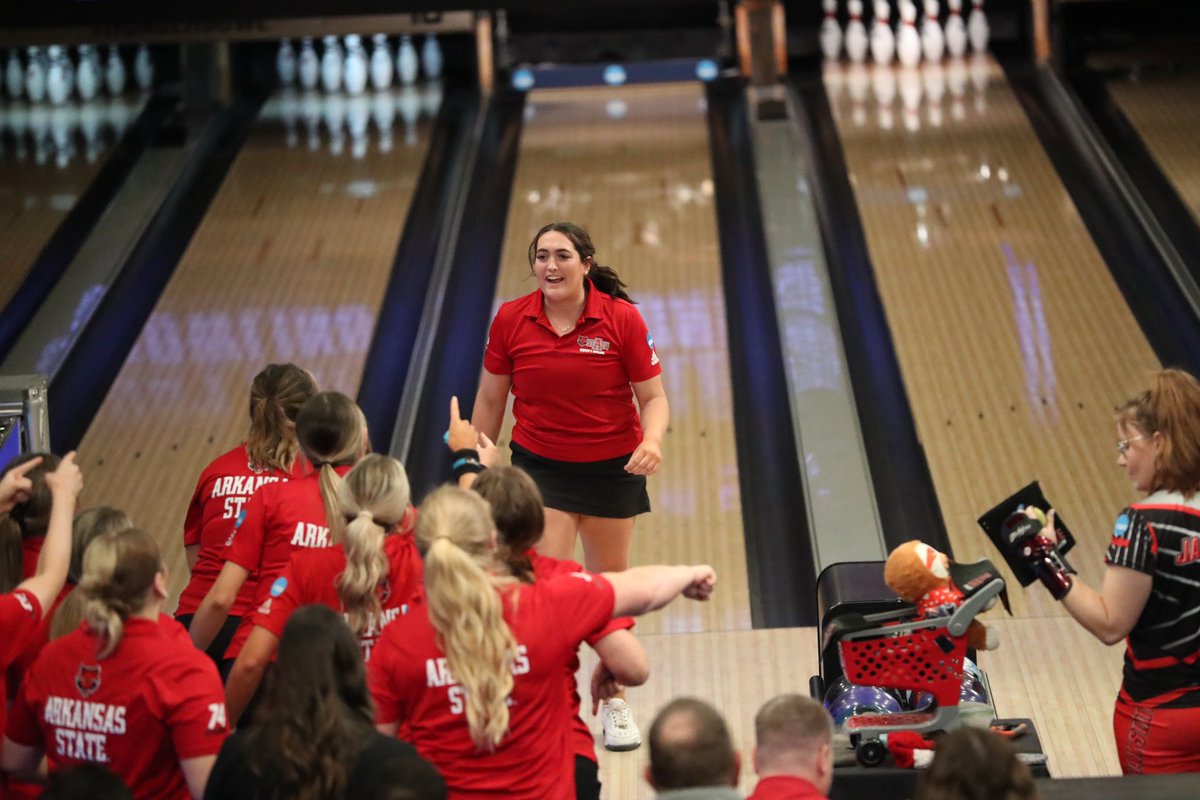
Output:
[840, 625, 967, 708]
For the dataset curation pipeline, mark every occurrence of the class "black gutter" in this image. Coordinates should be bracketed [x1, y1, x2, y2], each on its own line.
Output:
[401, 90, 526, 499]
[706, 77, 817, 628]
[356, 85, 481, 447]
[49, 95, 266, 453]
[1000, 55, 1200, 374]
[0, 96, 178, 364]
[788, 68, 952, 558]
[1067, 66, 1200, 284]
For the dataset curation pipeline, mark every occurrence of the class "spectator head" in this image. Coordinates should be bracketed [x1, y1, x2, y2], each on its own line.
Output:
[646, 697, 740, 791]
[753, 694, 835, 795]
[0, 451, 62, 593]
[470, 466, 544, 582]
[916, 726, 1040, 800]
[41, 763, 133, 800]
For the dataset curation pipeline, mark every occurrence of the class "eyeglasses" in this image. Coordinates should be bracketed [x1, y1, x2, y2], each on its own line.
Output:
[1116, 435, 1146, 456]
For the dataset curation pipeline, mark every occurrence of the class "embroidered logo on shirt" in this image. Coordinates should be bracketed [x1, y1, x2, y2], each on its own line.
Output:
[14, 591, 33, 615]
[75, 664, 102, 698]
[577, 335, 611, 354]
[647, 331, 659, 367]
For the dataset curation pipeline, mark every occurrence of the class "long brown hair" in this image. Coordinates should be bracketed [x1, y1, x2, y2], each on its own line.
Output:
[296, 391, 367, 543]
[528, 222, 634, 303]
[0, 452, 61, 593]
[245, 363, 319, 472]
[471, 466, 543, 583]
[79, 528, 162, 659]
[916, 726, 1039, 800]
[50, 507, 134, 640]
[1117, 368, 1200, 496]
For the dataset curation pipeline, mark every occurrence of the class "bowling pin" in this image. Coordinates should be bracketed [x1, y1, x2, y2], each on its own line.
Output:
[25, 46, 47, 104]
[371, 90, 395, 152]
[397, 86, 419, 145]
[298, 37, 319, 91]
[276, 38, 297, 87]
[346, 95, 370, 159]
[134, 44, 154, 91]
[945, 0, 967, 58]
[104, 45, 126, 95]
[396, 35, 418, 86]
[870, 0, 896, 65]
[845, 0, 869, 64]
[370, 34, 393, 90]
[5, 50, 23, 99]
[320, 35, 343, 93]
[46, 46, 71, 106]
[921, 0, 945, 62]
[968, 0, 989, 54]
[896, 0, 922, 67]
[421, 33, 443, 80]
[343, 34, 368, 95]
[820, 0, 843, 62]
[76, 45, 100, 101]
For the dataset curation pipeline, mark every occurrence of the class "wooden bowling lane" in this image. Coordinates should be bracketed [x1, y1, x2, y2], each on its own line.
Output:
[72, 91, 435, 601]
[492, 83, 751, 636]
[823, 56, 1160, 622]
[1105, 68, 1200, 226]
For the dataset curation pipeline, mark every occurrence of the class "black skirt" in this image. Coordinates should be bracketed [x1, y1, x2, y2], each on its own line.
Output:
[510, 442, 651, 519]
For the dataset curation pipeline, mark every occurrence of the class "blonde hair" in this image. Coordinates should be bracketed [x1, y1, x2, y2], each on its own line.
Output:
[417, 486, 517, 750]
[50, 507, 134, 641]
[1117, 369, 1200, 496]
[245, 364, 319, 473]
[336, 455, 411, 635]
[296, 392, 368, 543]
[79, 528, 162, 658]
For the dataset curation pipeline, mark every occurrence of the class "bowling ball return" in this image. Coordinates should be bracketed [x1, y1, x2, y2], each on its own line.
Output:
[813, 559, 1006, 766]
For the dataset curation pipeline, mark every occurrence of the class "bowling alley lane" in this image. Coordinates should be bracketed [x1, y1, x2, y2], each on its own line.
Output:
[492, 83, 751, 637]
[0, 97, 142, 310]
[823, 56, 1159, 620]
[1105, 67, 1200, 226]
[72, 87, 438, 595]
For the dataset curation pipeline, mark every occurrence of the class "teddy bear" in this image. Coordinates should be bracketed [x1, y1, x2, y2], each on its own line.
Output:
[883, 540, 999, 651]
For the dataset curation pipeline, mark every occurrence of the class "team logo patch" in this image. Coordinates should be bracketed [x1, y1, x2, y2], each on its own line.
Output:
[270, 577, 288, 598]
[1114, 514, 1130, 537]
[577, 334, 612, 354]
[647, 331, 660, 367]
[75, 664, 102, 698]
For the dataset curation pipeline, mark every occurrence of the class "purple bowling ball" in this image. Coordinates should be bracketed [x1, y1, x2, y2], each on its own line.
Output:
[824, 676, 904, 725]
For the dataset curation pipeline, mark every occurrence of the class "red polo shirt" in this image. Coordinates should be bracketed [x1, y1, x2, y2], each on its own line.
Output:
[747, 775, 828, 799]
[483, 287, 661, 462]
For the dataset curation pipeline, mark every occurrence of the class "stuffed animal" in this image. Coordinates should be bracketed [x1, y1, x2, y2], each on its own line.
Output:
[883, 540, 998, 651]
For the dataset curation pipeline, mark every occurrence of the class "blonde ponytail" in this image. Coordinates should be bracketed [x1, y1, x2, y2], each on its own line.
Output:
[417, 486, 517, 750]
[50, 506, 133, 641]
[78, 528, 161, 658]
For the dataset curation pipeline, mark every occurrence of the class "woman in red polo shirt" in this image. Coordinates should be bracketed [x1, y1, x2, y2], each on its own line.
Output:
[223, 453, 421, 726]
[175, 363, 317, 664]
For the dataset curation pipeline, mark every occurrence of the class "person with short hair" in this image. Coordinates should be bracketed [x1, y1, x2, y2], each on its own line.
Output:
[915, 726, 1039, 800]
[645, 697, 742, 799]
[746, 694, 833, 800]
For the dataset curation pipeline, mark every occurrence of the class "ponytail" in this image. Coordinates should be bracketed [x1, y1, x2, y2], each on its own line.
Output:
[0, 452, 61, 593]
[471, 467, 544, 583]
[1118, 369, 1200, 496]
[528, 222, 635, 303]
[296, 391, 368, 540]
[79, 528, 161, 658]
[50, 507, 134, 641]
[417, 487, 517, 750]
[246, 363, 319, 472]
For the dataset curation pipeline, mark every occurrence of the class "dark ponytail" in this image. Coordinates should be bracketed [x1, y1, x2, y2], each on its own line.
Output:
[528, 222, 635, 303]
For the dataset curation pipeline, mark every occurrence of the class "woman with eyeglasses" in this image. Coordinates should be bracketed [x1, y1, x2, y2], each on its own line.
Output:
[1025, 368, 1200, 774]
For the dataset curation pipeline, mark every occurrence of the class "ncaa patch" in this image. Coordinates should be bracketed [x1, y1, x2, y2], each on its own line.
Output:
[270, 577, 288, 597]
[1114, 514, 1130, 537]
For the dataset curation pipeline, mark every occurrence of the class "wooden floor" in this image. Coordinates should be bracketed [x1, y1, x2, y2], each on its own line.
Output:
[70, 91, 435, 598]
[1105, 68, 1200, 225]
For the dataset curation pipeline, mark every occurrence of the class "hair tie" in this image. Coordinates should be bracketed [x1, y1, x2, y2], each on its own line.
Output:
[357, 509, 375, 523]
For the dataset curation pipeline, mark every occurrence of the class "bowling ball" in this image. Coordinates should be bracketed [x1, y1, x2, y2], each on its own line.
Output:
[824, 676, 904, 725]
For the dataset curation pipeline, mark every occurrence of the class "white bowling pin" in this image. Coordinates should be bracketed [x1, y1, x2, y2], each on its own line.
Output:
[276, 38, 297, 87]
[76, 45, 100, 101]
[921, 0, 945, 62]
[870, 1, 896, 65]
[968, 0, 989, 54]
[320, 35, 343, 93]
[945, 0, 967, 58]
[134, 44, 154, 91]
[104, 45, 126, 95]
[298, 37, 319, 91]
[346, 95, 370, 159]
[371, 90, 395, 152]
[896, 1, 922, 67]
[5, 50, 23, 99]
[396, 35, 418, 86]
[25, 47, 47, 103]
[46, 46, 71, 105]
[342, 34, 368, 95]
[421, 34, 443, 80]
[845, 0, 869, 64]
[397, 86, 419, 145]
[370, 34, 393, 90]
[820, 0, 843, 61]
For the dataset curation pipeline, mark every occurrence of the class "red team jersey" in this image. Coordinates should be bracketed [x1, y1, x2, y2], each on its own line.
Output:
[175, 444, 305, 617]
[0, 590, 42, 739]
[368, 572, 616, 800]
[746, 775, 828, 800]
[527, 551, 634, 763]
[221, 466, 351, 660]
[254, 521, 423, 662]
[6, 616, 228, 800]
[483, 288, 662, 462]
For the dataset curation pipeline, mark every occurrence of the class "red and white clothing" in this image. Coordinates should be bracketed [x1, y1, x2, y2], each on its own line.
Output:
[483, 286, 661, 463]
[254, 519, 422, 662]
[1, 590, 42, 735]
[747, 775, 828, 800]
[368, 572, 616, 799]
[175, 444, 303, 618]
[528, 551, 634, 763]
[221, 467, 350, 660]
[6, 615, 228, 800]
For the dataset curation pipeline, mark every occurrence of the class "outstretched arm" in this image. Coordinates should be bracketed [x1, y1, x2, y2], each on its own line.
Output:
[603, 564, 715, 617]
